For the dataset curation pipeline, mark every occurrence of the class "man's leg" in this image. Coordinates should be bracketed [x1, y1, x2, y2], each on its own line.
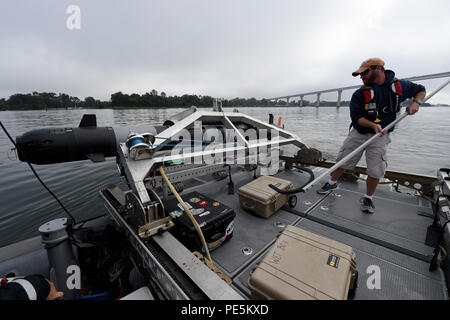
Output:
[331, 167, 345, 183]
[362, 133, 391, 213]
[317, 130, 365, 195]
[317, 167, 345, 194]
[366, 176, 379, 196]
[360, 176, 378, 213]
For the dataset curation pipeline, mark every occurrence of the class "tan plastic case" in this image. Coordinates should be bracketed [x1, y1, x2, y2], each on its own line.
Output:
[237, 176, 293, 218]
[248, 225, 358, 300]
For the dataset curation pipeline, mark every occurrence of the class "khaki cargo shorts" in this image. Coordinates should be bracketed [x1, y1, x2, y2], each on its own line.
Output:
[335, 129, 391, 179]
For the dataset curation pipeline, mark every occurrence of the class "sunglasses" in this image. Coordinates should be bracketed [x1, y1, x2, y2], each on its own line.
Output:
[360, 66, 377, 76]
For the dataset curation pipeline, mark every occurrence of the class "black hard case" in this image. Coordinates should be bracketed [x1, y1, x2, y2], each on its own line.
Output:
[166, 191, 236, 253]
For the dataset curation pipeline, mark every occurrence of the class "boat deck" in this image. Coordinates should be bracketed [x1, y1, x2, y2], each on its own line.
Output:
[186, 166, 447, 300]
[2, 165, 446, 300]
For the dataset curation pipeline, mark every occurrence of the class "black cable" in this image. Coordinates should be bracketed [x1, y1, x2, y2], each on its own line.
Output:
[268, 165, 315, 195]
[0, 121, 76, 224]
[224, 164, 234, 194]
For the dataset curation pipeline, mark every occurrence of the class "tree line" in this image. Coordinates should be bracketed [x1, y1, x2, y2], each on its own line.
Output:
[0, 90, 355, 110]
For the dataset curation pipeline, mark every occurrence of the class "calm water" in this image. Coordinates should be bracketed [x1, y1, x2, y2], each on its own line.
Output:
[1, 106, 449, 247]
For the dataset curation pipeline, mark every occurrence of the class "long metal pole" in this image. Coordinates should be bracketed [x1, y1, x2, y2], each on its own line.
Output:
[301, 77, 450, 192]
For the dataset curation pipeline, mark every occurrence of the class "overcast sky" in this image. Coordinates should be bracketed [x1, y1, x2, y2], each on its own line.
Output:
[1, 0, 449, 103]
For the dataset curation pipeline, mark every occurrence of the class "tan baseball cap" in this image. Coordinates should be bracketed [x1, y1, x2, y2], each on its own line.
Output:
[352, 57, 385, 77]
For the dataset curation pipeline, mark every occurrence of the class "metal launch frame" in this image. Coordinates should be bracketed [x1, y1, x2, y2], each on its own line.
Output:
[116, 107, 308, 238]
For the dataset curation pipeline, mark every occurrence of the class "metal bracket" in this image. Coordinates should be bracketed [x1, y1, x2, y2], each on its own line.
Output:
[138, 216, 175, 239]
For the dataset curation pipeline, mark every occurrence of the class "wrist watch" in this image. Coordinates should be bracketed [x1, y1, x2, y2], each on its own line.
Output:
[413, 98, 424, 106]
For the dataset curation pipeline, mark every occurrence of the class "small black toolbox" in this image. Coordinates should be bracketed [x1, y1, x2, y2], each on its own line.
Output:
[166, 191, 236, 253]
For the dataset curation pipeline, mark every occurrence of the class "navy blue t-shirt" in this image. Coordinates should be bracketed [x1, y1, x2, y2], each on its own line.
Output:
[349, 70, 426, 134]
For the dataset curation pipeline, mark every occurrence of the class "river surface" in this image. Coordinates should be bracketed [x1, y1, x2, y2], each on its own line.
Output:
[1, 106, 449, 247]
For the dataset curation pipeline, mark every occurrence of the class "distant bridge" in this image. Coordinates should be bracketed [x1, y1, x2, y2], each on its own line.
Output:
[267, 72, 450, 107]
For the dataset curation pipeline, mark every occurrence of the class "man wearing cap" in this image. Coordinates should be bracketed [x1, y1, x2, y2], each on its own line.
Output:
[317, 58, 426, 214]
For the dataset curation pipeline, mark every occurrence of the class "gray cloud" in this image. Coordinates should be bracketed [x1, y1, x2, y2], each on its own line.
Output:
[0, 0, 449, 103]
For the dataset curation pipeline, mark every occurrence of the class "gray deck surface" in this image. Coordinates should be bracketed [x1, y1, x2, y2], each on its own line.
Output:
[188, 167, 447, 300]
[2, 166, 445, 300]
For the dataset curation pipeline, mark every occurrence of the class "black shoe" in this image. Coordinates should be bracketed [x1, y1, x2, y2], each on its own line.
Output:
[360, 197, 375, 214]
[317, 182, 338, 195]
